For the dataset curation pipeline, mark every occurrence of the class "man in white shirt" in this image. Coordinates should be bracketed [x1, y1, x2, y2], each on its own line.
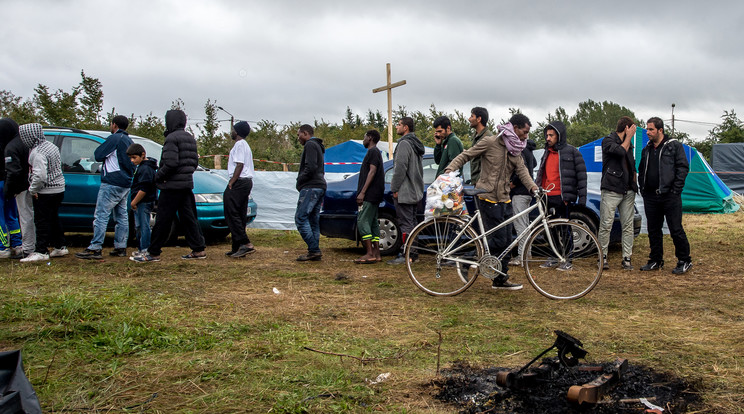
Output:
[225, 121, 256, 258]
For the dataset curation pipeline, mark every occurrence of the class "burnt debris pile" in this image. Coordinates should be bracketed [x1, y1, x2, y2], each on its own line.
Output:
[432, 331, 700, 413]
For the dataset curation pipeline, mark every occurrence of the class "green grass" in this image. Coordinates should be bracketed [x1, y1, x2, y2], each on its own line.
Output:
[2, 218, 744, 412]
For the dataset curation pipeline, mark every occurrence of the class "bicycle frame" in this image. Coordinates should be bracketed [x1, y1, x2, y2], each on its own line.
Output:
[428, 190, 566, 278]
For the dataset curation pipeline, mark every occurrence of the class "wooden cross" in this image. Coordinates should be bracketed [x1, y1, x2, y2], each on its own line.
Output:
[372, 63, 406, 159]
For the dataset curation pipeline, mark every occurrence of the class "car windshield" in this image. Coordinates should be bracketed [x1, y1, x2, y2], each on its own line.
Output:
[132, 137, 162, 160]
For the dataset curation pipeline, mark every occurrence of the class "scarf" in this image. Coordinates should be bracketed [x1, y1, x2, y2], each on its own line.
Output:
[496, 123, 527, 156]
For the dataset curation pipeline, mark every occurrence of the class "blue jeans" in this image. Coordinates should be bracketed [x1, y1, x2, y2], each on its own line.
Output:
[133, 201, 153, 252]
[88, 183, 130, 250]
[295, 188, 325, 254]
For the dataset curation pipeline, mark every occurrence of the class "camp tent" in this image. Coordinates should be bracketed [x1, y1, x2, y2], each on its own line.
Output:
[577, 129, 739, 213]
[711, 143, 744, 194]
[324, 140, 433, 173]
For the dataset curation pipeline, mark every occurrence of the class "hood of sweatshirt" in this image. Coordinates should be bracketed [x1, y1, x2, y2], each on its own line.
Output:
[0, 118, 19, 148]
[164, 109, 187, 137]
[400, 133, 425, 156]
[19, 123, 45, 149]
[140, 157, 159, 170]
[309, 137, 325, 152]
[543, 120, 568, 151]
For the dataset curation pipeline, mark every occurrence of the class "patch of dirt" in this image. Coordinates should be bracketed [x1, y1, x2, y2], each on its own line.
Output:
[432, 358, 701, 413]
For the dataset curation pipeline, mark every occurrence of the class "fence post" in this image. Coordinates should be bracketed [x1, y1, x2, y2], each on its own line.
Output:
[214, 155, 222, 169]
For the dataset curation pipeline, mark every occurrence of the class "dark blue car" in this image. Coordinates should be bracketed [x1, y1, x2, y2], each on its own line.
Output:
[320, 154, 641, 255]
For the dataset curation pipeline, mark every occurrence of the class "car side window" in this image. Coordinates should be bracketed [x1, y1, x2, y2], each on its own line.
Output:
[423, 159, 438, 185]
[60, 136, 101, 173]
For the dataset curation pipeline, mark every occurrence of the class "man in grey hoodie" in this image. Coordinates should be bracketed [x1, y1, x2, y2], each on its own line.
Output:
[388, 117, 424, 265]
[18, 123, 67, 262]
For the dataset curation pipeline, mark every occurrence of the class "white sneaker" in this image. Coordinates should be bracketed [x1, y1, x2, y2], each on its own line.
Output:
[0, 249, 10, 259]
[49, 247, 69, 257]
[20, 252, 50, 262]
[130, 250, 147, 259]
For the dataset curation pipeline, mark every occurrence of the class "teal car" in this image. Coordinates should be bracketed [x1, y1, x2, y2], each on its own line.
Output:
[42, 126, 257, 241]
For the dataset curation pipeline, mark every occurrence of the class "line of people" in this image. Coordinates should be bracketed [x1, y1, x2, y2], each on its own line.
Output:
[305, 108, 694, 292]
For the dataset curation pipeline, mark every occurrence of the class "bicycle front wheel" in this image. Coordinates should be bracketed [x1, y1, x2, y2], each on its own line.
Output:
[405, 216, 484, 296]
[523, 220, 603, 300]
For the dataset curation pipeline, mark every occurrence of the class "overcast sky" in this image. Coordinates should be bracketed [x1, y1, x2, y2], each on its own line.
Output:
[2, 0, 742, 140]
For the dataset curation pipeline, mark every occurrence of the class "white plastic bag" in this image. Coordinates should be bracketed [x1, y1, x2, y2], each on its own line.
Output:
[425, 171, 465, 219]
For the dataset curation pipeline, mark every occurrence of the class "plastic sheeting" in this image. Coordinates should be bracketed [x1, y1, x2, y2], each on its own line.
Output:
[712, 143, 744, 194]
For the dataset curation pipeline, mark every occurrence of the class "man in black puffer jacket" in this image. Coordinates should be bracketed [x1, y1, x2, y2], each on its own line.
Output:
[535, 120, 587, 271]
[134, 109, 206, 262]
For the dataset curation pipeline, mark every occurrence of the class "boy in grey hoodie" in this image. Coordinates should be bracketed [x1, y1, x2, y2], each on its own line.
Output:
[18, 123, 67, 262]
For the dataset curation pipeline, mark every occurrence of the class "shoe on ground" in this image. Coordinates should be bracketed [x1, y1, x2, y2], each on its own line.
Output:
[20, 252, 50, 262]
[49, 247, 69, 258]
[602, 256, 609, 270]
[387, 254, 413, 265]
[225, 250, 236, 256]
[540, 259, 558, 268]
[640, 260, 664, 271]
[131, 254, 161, 263]
[557, 261, 573, 271]
[231, 245, 256, 258]
[296, 252, 322, 261]
[491, 279, 523, 290]
[181, 251, 207, 260]
[508, 257, 522, 267]
[672, 260, 692, 274]
[0, 249, 10, 259]
[75, 249, 103, 260]
[109, 248, 127, 257]
[621, 257, 633, 270]
[130, 250, 147, 259]
[11, 251, 27, 259]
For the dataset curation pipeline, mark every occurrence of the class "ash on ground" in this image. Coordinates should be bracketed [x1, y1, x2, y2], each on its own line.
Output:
[432, 357, 700, 413]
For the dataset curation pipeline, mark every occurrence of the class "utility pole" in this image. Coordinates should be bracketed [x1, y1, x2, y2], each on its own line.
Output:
[671, 103, 676, 136]
[217, 106, 234, 130]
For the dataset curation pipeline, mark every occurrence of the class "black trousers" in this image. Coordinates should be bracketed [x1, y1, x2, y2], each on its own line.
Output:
[479, 200, 513, 280]
[33, 192, 66, 254]
[643, 192, 691, 263]
[224, 178, 253, 250]
[546, 195, 574, 259]
[148, 189, 206, 256]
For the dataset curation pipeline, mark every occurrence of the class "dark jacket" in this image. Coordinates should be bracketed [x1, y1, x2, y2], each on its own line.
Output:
[638, 135, 688, 195]
[155, 110, 199, 190]
[1, 119, 27, 198]
[535, 121, 587, 205]
[390, 133, 425, 204]
[131, 157, 158, 203]
[296, 137, 326, 191]
[510, 139, 537, 196]
[601, 131, 638, 194]
[94, 129, 134, 188]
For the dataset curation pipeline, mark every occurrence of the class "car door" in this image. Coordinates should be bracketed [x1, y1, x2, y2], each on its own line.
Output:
[57, 134, 104, 231]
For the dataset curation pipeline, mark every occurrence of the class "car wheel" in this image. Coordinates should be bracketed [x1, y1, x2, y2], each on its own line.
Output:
[378, 212, 402, 256]
[569, 211, 598, 254]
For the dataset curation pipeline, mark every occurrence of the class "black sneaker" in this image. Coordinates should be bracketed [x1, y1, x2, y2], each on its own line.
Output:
[231, 245, 256, 258]
[297, 252, 322, 261]
[75, 249, 102, 260]
[671, 260, 692, 274]
[225, 250, 236, 256]
[621, 257, 633, 270]
[491, 279, 523, 290]
[640, 260, 664, 271]
[109, 248, 127, 257]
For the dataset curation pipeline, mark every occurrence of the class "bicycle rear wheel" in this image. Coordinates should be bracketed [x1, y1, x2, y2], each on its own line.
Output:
[405, 216, 484, 296]
[523, 220, 603, 300]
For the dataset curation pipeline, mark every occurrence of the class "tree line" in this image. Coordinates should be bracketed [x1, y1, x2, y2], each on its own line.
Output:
[2, 71, 742, 170]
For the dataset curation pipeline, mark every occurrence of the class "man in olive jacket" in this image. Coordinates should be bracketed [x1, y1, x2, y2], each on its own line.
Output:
[468, 107, 492, 185]
[134, 109, 206, 262]
[387, 117, 424, 265]
[446, 113, 537, 290]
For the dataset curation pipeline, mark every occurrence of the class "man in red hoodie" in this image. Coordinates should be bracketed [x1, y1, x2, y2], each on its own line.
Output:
[535, 121, 587, 270]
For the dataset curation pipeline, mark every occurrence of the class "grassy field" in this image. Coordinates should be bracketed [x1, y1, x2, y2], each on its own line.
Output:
[2, 211, 743, 413]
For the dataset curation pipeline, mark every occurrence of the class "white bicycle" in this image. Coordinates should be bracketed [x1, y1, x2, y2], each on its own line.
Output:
[405, 187, 603, 300]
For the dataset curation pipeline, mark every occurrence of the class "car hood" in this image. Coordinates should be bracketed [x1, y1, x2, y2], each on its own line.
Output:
[193, 169, 229, 194]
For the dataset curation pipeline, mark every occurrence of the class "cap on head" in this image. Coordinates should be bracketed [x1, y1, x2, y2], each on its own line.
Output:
[233, 121, 251, 138]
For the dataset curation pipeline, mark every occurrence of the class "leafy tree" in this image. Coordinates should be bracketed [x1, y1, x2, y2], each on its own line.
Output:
[0, 90, 41, 124]
[696, 110, 744, 159]
[78, 70, 105, 129]
[129, 112, 165, 144]
[195, 99, 231, 168]
[33, 83, 80, 126]
[567, 99, 639, 147]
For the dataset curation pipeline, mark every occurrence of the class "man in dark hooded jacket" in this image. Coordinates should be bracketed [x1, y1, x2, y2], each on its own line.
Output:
[295, 124, 326, 261]
[0, 118, 24, 258]
[387, 117, 425, 265]
[535, 120, 587, 271]
[133, 109, 206, 262]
